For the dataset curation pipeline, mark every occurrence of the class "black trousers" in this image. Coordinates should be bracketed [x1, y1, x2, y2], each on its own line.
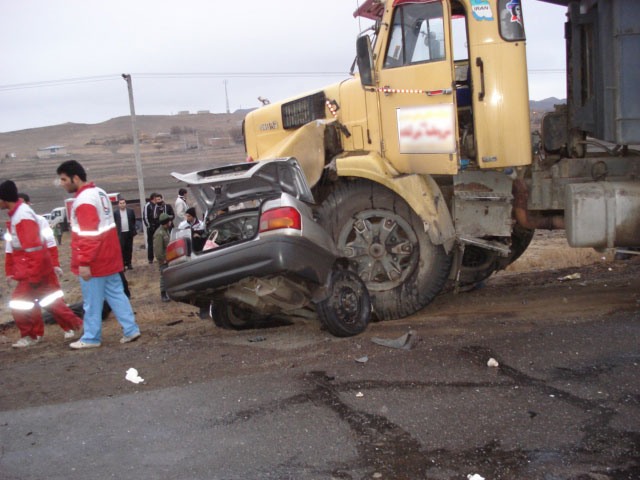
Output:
[146, 225, 158, 262]
[119, 232, 134, 267]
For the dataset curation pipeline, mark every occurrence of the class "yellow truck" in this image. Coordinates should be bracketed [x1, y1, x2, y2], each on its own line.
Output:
[243, 0, 640, 320]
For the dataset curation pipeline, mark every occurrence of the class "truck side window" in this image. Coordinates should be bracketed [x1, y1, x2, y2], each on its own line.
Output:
[384, 1, 445, 68]
[498, 0, 525, 41]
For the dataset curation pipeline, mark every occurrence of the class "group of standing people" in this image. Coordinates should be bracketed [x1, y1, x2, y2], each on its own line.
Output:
[2, 160, 141, 349]
[143, 192, 174, 264]
[3, 161, 205, 350]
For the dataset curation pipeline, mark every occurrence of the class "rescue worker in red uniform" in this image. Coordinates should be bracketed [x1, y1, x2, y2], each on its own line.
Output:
[56, 160, 141, 349]
[0, 180, 83, 348]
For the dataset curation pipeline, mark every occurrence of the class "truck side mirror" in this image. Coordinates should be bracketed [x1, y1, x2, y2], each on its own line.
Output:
[356, 35, 375, 87]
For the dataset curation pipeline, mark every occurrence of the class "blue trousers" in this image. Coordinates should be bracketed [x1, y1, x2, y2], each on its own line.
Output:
[79, 273, 140, 344]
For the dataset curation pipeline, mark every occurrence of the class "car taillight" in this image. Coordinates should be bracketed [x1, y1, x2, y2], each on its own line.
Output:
[259, 207, 301, 232]
[166, 238, 187, 262]
[246, 155, 254, 162]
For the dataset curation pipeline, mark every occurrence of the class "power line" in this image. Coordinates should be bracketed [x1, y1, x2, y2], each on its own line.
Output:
[0, 68, 565, 92]
[0, 72, 350, 92]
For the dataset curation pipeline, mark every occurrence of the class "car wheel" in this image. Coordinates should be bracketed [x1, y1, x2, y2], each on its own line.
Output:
[317, 179, 452, 320]
[317, 269, 371, 337]
[210, 300, 267, 330]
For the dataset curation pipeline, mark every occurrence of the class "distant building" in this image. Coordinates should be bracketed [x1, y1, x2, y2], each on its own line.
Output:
[196, 110, 210, 115]
[209, 137, 232, 148]
[37, 145, 67, 159]
[177, 111, 190, 116]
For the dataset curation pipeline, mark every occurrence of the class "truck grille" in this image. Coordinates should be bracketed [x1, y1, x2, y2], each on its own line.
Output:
[281, 92, 326, 130]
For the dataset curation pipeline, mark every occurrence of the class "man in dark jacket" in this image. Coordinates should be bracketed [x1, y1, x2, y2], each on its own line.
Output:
[143, 193, 157, 264]
[114, 198, 137, 270]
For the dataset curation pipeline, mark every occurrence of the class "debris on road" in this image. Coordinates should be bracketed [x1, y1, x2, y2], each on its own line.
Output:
[355, 392, 364, 398]
[166, 319, 183, 326]
[355, 356, 368, 364]
[558, 273, 581, 281]
[125, 368, 144, 384]
[248, 336, 266, 343]
[371, 330, 418, 350]
[487, 358, 499, 367]
[467, 474, 485, 480]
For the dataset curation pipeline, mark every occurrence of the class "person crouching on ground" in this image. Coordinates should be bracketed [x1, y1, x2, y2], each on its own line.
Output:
[56, 160, 141, 349]
[154, 212, 173, 302]
[0, 180, 83, 348]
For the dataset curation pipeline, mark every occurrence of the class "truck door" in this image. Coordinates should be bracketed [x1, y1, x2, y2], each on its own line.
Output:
[375, 0, 458, 175]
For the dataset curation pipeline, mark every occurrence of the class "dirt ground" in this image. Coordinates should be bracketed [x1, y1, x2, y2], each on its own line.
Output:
[0, 232, 638, 412]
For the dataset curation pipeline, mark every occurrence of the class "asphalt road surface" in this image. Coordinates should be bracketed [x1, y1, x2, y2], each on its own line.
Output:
[1, 260, 639, 479]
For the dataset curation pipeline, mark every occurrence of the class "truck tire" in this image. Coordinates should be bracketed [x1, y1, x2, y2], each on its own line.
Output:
[457, 224, 535, 287]
[317, 268, 371, 337]
[210, 300, 267, 330]
[317, 180, 452, 320]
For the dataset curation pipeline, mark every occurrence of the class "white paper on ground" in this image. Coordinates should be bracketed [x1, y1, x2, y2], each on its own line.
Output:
[125, 367, 144, 384]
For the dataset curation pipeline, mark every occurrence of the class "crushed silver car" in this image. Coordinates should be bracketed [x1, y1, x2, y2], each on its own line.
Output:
[162, 158, 371, 337]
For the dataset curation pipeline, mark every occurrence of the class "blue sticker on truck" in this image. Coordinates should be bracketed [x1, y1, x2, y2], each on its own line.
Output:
[471, 0, 494, 21]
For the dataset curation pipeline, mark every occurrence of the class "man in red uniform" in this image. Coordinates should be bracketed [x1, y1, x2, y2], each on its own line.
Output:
[56, 160, 141, 349]
[0, 180, 83, 348]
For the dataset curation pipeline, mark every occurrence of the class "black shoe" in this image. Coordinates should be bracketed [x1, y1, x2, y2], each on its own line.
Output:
[126, 265, 133, 270]
[161, 293, 171, 302]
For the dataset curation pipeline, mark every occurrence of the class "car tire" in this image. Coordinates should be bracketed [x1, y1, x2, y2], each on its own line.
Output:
[317, 268, 371, 337]
[210, 300, 267, 330]
[317, 179, 452, 320]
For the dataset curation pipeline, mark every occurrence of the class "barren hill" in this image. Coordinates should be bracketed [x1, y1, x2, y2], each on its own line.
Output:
[0, 112, 247, 215]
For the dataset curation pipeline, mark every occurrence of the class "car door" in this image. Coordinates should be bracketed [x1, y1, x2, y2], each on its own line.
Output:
[375, 0, 458, 175]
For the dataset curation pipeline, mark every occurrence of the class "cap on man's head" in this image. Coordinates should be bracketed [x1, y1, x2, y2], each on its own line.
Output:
[0, 180, 18, 202]
[185, 207, 196, 217]
[159, 213, 173, 225]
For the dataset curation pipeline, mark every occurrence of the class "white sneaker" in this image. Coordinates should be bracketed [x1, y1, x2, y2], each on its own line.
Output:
[12, 336, 39, 348]
[120, 332, 141, 344]
[64, 329, 76, 339]
[69, 340, 101, 349]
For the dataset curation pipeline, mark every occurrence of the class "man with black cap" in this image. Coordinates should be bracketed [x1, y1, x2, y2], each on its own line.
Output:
[178, 207, 205, 252]
[153, 212, 173, 302]
[56, 160, 141, 349]
[0, 180, 83, 347]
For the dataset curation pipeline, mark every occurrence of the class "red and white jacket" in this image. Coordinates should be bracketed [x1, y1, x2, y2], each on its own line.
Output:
[4, 200, 52, 283]
[70, 183, 123, 276]
[5, 214, 60, 270]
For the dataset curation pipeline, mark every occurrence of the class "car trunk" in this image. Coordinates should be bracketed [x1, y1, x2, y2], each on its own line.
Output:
[170, 158, 315, 252]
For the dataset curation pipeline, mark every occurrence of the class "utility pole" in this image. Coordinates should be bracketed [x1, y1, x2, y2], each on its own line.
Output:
[224, 80, 230, 114]
[122, 74, 148, 243]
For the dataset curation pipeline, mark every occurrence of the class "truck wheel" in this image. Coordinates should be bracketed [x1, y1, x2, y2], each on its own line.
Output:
[317, 180, 452, 320]
[317, 269, 371, 337]
[210, 300, 267, 330]
[457, 224, 535, 286]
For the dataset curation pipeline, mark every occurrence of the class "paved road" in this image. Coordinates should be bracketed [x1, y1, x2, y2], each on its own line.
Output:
[1, 308, 638, 479]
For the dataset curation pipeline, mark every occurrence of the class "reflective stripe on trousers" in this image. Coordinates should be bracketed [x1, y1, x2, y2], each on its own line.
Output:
[39, 290, 64, 307]
[9, 300, 35, 310]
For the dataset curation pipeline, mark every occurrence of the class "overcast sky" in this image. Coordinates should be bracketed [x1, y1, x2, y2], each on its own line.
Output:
[0, 0, 567, 133]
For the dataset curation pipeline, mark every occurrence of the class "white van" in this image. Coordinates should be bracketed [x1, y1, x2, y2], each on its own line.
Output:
[49, 207, 68, 231]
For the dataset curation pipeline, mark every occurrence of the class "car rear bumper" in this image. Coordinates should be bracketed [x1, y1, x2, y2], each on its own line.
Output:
[163, 235, 338, 300]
